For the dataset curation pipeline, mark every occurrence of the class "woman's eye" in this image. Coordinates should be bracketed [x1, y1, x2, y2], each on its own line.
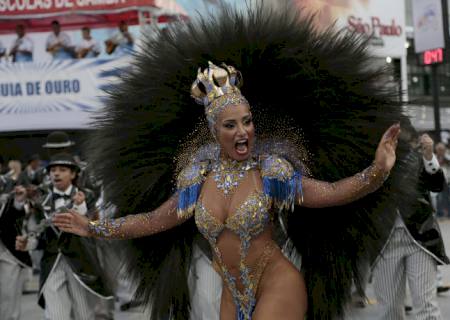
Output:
[244, 119, 252, 125]
[224, 123, 234, 129]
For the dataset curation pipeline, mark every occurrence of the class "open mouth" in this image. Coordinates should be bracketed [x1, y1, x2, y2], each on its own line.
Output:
[235, 139, 249, 155]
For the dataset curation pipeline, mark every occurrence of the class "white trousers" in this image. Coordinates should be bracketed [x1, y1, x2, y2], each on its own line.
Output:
[0, 247, 25, 320]
[189, 245, 222, 320]
[373, 227, 442, 320]
[43, 257, 95, 320]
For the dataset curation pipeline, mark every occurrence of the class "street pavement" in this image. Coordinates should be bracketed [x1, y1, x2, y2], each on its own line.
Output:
[21, 220, 450, 319]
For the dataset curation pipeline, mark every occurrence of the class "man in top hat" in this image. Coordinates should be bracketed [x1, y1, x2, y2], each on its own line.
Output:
[41, 131, 101, 200]
[16, 153, 112, 320]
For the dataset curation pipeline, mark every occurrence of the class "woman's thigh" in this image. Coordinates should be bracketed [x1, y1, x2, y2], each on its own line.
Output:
[252, 260, 307, 320]
[220, 285, 237, 320]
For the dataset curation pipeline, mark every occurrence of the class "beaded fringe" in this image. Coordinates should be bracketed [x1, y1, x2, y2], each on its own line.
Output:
[262, 171, 303, 211]
[177, 183, 202, 218]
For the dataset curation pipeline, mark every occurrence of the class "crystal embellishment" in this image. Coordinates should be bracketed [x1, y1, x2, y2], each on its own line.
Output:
[211, 157, 257, 195]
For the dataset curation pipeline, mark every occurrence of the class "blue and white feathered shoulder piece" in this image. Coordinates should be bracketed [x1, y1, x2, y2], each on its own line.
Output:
[259, 154, 303, 212]
[176, 160, 210, 219]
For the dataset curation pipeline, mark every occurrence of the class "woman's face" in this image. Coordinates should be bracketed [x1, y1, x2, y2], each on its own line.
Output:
[215, 103, 255, 161]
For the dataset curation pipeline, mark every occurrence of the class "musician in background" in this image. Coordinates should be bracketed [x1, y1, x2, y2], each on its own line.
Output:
[9, 24, 33, 63]
[46, 20, 74, 60]
[15, 153, 111, 320]
[0, 185, 35, 320]
[8, 159, 22, 185]
[18, 154, 45, 187]
[76, 27, 100, 59]
[104, 20, 134, 56]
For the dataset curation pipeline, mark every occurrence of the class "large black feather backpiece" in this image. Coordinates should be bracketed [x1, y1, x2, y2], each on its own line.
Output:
[87, 2, 419, 319]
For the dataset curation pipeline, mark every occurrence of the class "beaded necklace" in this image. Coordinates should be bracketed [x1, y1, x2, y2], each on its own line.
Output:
[211, 157, 257, 195]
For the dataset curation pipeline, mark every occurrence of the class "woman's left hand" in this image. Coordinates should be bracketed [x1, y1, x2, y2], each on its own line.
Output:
[374, 123, 401, 173]
[53, 209, 91, 237]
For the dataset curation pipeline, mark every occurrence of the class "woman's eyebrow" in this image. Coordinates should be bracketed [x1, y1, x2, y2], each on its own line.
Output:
[222, 119, 237, 123]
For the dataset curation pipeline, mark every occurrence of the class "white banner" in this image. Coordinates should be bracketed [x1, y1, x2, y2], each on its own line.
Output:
[412, 0, 445, 53]
[295, 0, 406, 58]
[0, 56, 130, 132]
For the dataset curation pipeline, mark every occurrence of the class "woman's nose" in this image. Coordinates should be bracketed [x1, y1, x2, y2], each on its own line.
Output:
[236, 124, 247, 136]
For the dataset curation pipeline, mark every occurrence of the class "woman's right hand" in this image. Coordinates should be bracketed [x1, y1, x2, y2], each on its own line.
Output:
[53, 209, 91, 237]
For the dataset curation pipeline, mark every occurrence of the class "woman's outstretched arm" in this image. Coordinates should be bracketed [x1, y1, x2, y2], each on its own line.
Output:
[53, 195, 185, 239]
[301, 123, 400, 208]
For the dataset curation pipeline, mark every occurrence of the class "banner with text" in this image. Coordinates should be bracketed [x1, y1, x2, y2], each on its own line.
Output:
[294, 0, 406, 58]
[0, 57, 130, 131]
[0, 0, 157, 18]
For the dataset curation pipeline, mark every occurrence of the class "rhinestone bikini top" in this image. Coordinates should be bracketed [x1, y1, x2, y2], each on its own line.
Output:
[195, 191, 271, 240]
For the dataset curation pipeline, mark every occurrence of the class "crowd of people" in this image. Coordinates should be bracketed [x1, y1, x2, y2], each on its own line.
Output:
[0, 131, 141, 320]
[0, 20, 134, 63]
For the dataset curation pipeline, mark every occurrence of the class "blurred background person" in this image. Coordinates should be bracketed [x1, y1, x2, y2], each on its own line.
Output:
[372, 132, 449, 319]
[18, 154, 44, 187]
[434, 142, 450, 218]
[0, 184, 34, 320]
[9, 24, 33, 63]
[104, 20, 134, 56]
[76, 27, 100, 59]
[0, 163, 14, 203]
[7, 160, 22, 189]
[0, 40, 6, 61]
[46, 20, 74, 60]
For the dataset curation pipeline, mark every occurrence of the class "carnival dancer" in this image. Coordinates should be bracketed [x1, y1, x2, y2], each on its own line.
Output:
[16, 153, 112, 320]
[18, 154, 45, 187]
[372, 132, 449, 319]
[0, 185, 34, 320]
[53, 3, 418, 319]
[41, 131, 101, 199]
[57, 67, 401, 320]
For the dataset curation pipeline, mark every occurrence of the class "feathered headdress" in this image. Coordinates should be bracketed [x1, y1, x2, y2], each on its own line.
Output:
[86, 2, 418, 319]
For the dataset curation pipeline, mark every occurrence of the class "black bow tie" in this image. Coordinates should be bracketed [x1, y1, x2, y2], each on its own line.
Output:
[53, 193, 71, 201]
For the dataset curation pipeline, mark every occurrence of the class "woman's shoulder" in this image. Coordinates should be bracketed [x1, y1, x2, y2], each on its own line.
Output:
[176, 160, 210, 190]
[259, 154, 295, 180]
[258, 154, 302, 211]
[176, 160, 210, 219]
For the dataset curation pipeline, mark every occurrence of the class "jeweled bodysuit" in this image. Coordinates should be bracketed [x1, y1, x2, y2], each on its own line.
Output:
[177, 155, 302, 320]
[196, 191, 273, 319]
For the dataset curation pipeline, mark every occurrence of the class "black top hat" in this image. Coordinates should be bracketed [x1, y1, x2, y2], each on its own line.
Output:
[42, 131, 75, 149]
[46, 153, 80, 172]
